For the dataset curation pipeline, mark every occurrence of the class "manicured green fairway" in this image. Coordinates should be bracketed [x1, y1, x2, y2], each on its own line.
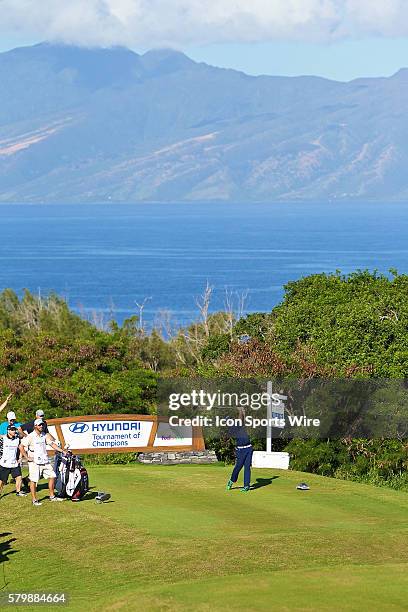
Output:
[1, 464, 408, 611]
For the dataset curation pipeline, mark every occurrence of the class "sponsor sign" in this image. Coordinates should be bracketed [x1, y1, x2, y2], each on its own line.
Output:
[153, 422, 193, 447]
[47, 414, 205, 454]
[61, 420, 152, 451]
[271, 401, 285, 428]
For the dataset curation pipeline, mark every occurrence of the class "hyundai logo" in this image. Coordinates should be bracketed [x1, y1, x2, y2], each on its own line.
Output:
[69, 422, 89, 434]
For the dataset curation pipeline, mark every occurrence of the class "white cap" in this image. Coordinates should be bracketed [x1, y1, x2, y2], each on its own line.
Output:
[36, 409, 45, 417]
[7, 411, 16, 421]
[34, 418, 44, 426]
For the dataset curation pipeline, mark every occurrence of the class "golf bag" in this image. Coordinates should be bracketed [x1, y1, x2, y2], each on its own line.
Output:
[55, 452, 89, 501]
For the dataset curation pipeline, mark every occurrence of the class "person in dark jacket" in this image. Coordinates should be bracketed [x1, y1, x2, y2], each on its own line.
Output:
[19, 409, 52, 437]
[226, 408, 253, 493]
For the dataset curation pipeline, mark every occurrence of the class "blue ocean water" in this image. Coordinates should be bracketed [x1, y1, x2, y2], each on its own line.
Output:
[0, 201, 407, 328]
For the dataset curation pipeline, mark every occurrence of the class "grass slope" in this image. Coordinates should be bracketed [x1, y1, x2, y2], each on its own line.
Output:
[1, 464, 408, 611]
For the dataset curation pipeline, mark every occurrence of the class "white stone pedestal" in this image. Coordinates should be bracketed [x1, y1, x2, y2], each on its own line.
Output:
[252, 451, 290, 469]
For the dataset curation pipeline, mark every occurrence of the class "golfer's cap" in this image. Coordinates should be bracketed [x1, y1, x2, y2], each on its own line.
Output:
[7, 411, 16, 421]
[36, 409, 45, 417]
[7, 424, 17, 432]
[34, 418, 44, 426]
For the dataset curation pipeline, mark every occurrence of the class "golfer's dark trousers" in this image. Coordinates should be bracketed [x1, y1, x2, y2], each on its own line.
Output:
[231, 445, 253, 487]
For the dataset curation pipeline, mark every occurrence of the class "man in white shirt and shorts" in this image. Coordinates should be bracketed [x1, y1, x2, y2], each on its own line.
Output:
[21, 418, 66, 507]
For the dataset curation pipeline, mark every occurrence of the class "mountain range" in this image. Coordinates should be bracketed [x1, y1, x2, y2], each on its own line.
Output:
[1, 42, 408, 203]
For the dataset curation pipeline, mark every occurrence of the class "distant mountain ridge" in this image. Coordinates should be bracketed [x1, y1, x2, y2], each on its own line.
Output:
[1, 42, 408, 203]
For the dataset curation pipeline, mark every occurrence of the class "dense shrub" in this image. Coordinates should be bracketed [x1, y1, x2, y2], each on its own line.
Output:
[202, 270, 408, 378]
[232, 312, 270, 341]
[83, 453, 138, 465]
[201, 333, 231, 361]
[0, 291, 158, 421]
[286, 438, 408, 490]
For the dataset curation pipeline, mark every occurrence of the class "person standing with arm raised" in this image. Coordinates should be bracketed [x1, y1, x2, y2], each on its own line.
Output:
[0, 393, 12, 415]
[0, 393, 21, 436]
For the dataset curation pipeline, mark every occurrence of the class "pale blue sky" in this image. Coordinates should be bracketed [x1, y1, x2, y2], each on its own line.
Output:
[186, 38, 408, 82]
[2, 34, 408, 82]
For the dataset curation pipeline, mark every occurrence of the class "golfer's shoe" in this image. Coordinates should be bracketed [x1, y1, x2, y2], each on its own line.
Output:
[32, 500, 42, 507]
[49, 495, 64, 502]
[226, 479, 234, 491]
[241, 486, 250, 493]
[16, 491, 28, 497]
[296, 482, 310, 490]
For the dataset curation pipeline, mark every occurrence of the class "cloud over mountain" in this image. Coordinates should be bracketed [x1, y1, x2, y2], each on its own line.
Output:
[3, 0, 408, 48]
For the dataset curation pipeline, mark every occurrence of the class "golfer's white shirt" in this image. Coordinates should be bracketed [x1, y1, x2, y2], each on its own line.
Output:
[23, 432, 49, 465]
[0, 434, 20, 468]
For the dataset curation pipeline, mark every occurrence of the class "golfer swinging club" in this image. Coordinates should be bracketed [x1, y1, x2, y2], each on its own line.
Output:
[226, 407, 253, 493]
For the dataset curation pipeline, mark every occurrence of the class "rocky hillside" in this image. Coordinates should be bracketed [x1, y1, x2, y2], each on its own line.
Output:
[1, 42, 408, 202]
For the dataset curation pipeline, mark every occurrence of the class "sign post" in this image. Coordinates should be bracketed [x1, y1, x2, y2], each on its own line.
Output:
[266, 380, 273, 454]
[252, 381, 290, 469]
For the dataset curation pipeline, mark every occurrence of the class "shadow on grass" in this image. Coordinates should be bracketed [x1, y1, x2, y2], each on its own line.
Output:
[0, 491, 15, 499]
[0, 532, 16, 564]
[79, 491, 115, 504]
[82, 491, 100, 501]
[250, 476, 279, 490]
[0, 530, 18, 594]
[36, 481, 51, 493]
